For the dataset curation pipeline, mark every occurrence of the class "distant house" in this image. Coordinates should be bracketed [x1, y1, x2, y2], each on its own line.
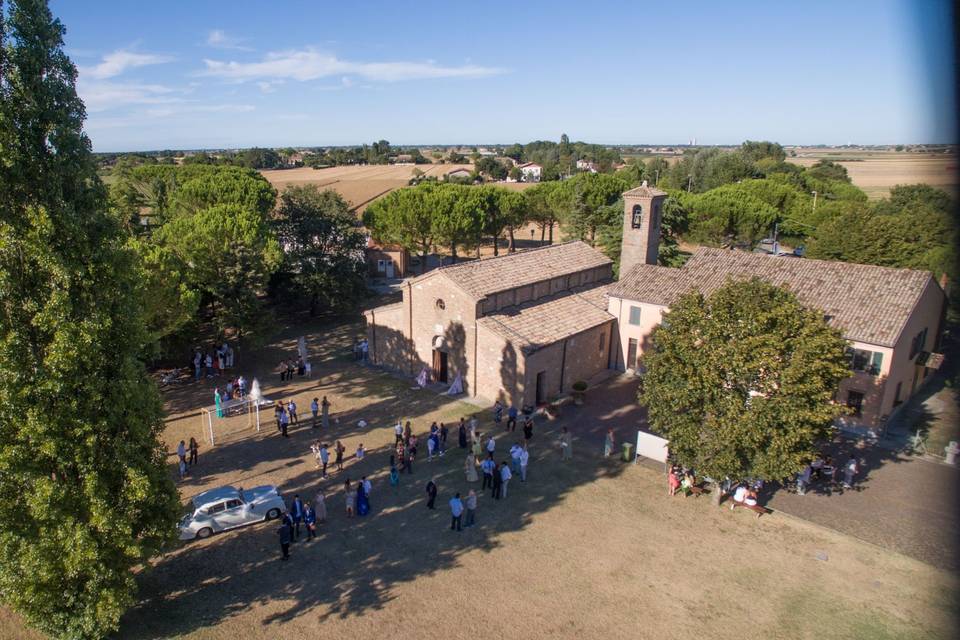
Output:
[394, 154, 414, 164]
[445, 168, 473, 180]
[517, 162, 542, 182]
[576, 159, 598, 173]
[286, 152, 304, 167]
[365, 237, 408, 279]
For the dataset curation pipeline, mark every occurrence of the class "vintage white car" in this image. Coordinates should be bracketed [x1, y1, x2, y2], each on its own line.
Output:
[179, 485, 285, 540]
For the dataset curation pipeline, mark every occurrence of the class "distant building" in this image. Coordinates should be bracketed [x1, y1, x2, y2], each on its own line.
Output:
[517, 162, 542, 182]
[445, 168, 473, 180]
[576, 159, 598, 173]
[393, 154, 414, 164]
[365, 238, 408, 279]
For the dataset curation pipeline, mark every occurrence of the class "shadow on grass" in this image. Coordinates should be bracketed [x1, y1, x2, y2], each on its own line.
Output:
[119, 321, 643, 637]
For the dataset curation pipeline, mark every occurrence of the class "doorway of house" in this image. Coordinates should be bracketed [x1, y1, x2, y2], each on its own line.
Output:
[535, 371, 546, 405]
[626, 338, 638, 371]
[432, 349, 448, 383]
[385, 260, 395, 278]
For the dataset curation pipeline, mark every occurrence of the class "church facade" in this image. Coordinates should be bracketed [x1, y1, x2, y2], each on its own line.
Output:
[364, 183, 947, 432]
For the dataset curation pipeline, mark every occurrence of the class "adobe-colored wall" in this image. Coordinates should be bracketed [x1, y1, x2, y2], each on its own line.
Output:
[407, 273, 479, 394]
[364, 303, 410, 373]
[607, 297, 667, 371]
[521, 322, 614, 407]
[875, 278, 946, 420]
[474, 323, 524, 406]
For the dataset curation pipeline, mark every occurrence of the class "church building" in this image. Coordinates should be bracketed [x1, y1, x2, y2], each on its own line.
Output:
[364, 183, 947, 433]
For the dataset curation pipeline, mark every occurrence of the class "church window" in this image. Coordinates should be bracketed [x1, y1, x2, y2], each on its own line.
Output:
[631, 204, 643, 229]
[435, 298, 445, 310]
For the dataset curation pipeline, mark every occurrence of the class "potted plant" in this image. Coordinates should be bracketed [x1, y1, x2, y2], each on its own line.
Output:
[572, 380, 588, 405]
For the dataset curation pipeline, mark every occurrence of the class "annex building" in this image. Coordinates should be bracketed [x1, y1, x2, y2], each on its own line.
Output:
[364, 184, 947, 433]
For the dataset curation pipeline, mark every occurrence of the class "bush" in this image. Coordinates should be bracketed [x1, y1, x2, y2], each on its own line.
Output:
[572, 381, 588, 392]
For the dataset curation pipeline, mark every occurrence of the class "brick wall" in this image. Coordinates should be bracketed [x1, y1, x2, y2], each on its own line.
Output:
[521, 321, 614, 406]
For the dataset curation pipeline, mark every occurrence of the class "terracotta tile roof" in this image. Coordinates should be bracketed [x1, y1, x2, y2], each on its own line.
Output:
[623, 185, 668, 198]
[428, 241, 612, 300]
[608, 247, 938, 348]
[479, 283, 614, 353]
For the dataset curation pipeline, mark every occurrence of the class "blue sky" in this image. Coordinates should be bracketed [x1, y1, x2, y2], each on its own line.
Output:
[51, 0, 955, 151]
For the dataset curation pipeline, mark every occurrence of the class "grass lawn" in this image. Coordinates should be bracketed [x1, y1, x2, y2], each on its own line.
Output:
[2, 316, 957, 639]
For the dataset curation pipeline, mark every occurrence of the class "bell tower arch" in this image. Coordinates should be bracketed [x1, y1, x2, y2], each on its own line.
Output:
[620, 181, 667, 277]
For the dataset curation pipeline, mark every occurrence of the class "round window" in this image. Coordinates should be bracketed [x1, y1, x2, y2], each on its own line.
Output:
[435, 298, 445, 310]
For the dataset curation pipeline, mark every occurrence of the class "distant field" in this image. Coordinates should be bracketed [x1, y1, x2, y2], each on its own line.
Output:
[260, 164, 485, 213]
[788, 151, 957, 200]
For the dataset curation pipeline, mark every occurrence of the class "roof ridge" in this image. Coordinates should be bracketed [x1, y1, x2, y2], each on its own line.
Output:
[436, 240, 589, 273]
[690, 246, 934, 278]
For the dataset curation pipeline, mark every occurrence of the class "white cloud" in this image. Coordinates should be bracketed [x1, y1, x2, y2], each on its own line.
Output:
[145, 104, 256, 118]
[201, 48, 505, 83]
[81, 50, 173, 80]
[206, 29, 252, 51]
[77, 80, 181, 112]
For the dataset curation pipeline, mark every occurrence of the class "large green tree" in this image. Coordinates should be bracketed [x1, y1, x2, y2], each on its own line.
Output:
[272, 186, 366, 316]
[155, 204, 282, 340]
[0, 2, 180, 638]
[640, 279, 850, 493]
[363, 185, 435, 273]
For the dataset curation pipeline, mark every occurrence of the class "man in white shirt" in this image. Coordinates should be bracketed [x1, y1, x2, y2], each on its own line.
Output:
[362, 476, 372, 498]
[500, 461, 512, 498]
[394, 421, 403, 445]
[486, 435, 496, 455]
[519, 446, 530, 482]
[449, 493, 464, 531]
[510, 443, 523, 474]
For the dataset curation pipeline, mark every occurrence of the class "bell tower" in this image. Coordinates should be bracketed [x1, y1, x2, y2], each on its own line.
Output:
[619, 181, 667, 278]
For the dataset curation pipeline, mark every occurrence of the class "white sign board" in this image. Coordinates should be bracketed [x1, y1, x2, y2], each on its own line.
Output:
[635, 431, 669, 463]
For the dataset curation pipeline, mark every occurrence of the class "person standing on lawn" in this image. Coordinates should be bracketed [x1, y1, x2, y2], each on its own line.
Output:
[303, 503, 317, 540]
[395, 420, 404, 445]
[290, 494, 305, 539]
[492, 461, 503, 499]
[403, 421, 412, 445]
[506, 404, 518, 432]
[465, 451, 479, 483]
[486, 434, 496, 457]
[523, 415, 534, 444]
[321, 396, 331, 429]
[493, 400, 503, 425]
[425, 477, 438, 510]
[287, 399, 298, 425]
[842, 454, 859, 489]
[278, 518, 292, 561]
[279, 408, 289, 438]
[188, 437, 199, 466]
[603, 429, 615, 457]
[465, 489, 478, 527]
[335, 440, 345, 471]
[796, 464, 812, 495]
[472, 433, 483, 459]
[449, 493, 464, 531]
[458, 418, 468, 448]
[481, 456, 495, 492]
[319, 443, 330, 478]
[177, 440, 186, 466]
[500, 460, 512, 498]
[519, 445, 529, 482]
[439, 423, 448, 456]
[311, 397, 319, 427]
[510, 443, 523, 474]
[314, 489, 327, 523]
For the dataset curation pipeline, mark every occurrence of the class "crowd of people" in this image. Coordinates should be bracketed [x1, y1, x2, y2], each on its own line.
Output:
[795, 452, 860, 495]
[193, 343, 234, 381]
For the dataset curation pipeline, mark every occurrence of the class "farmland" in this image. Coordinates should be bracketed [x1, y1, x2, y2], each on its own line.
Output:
[260, 164, 534, 213]
[788, 150, 957, 199]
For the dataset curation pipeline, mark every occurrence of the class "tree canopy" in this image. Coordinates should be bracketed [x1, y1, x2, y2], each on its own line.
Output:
[0, 2, 179, 637]
[271, 186, 367, 315]
[639, 279, 851, 484]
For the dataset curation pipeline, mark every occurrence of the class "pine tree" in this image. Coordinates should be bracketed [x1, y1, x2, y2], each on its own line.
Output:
[0, 2, 179, 638]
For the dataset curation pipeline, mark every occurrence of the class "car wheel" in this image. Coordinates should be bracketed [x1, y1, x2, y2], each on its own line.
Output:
[265, 508, 281, 521]
[196, 527, 214, 540]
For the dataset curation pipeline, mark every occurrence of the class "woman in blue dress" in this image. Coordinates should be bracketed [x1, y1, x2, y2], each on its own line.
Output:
[356, 479, 370, 516]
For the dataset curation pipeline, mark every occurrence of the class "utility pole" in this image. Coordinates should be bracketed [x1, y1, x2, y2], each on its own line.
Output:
[655, 169, 660, 186]
[811, 190, 818, 212]
[687, 175, 693, 192]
